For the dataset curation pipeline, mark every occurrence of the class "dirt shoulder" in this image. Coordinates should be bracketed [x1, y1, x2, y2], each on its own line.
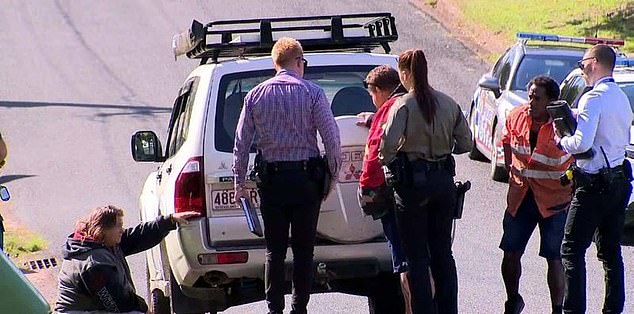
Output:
[412, 0, 509, 65]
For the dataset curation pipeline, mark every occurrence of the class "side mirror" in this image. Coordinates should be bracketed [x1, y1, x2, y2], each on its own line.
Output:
[478, 75, 501, 98]
[131, 131, 164, 162]
[0, 186, 9, 201]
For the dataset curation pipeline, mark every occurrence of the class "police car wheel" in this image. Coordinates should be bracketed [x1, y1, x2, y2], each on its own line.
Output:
[490, 128, 508, 182]
[468, 105, 487, 161]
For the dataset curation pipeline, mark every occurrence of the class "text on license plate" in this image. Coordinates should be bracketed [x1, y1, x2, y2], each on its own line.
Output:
[211, 189, 260, 210]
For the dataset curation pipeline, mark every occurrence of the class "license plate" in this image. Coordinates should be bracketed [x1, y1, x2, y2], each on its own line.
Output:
[211, 189, 260, 210]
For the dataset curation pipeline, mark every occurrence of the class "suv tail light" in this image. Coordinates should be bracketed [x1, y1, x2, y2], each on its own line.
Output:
[174, 156, 206, 216]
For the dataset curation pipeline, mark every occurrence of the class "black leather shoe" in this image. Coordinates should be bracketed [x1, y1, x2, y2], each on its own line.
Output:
[504, 294, 525, 314]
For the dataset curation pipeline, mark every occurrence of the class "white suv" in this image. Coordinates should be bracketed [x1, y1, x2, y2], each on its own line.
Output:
[131, 14, 405, 314]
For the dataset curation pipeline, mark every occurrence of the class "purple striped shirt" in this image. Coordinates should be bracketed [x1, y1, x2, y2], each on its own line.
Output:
[233, 69, 341, 188]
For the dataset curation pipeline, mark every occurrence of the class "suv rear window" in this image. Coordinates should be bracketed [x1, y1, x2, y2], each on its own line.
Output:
[512, 55, 580, 90]
[214, 65, 377, 152]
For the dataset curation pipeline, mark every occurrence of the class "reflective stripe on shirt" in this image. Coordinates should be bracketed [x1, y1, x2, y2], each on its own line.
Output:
[531, 152, 572, 167]
[511, 166, 563, 179]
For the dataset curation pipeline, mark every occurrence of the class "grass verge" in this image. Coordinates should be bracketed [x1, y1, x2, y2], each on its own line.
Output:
[453, 0, 634, 53]
[4, 230, 47, 258]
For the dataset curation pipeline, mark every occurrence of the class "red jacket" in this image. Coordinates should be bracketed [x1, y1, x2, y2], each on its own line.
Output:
[360, 96, 400, 189]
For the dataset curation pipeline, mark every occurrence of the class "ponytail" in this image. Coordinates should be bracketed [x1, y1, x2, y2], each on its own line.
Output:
[399, 49, 437, 124]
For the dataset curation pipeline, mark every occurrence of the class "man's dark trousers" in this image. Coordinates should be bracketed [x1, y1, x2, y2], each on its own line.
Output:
[561, 174, 632, 314]
[259, 168, 321, 314]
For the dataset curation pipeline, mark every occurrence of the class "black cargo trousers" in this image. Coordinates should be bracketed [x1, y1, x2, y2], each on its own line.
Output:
[561, 165, 632, 314]
[392, 158, 458, 314]
[257, 161, 322, 314]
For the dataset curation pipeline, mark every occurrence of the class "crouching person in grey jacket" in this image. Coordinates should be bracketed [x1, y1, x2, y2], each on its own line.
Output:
[55, 205, 199, 314]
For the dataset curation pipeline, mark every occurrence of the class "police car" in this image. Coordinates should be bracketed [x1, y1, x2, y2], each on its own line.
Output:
[559, 59, 634, 245]
[130, 13, 406, 314]
[468, 32, 625, 182]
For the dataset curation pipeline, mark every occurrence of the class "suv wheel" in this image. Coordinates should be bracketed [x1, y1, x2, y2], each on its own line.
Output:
[468, 104, 487, 161]
[149, 289, 171, 314]
[367, 272, 405, 314]
[490, 128, 508, 182]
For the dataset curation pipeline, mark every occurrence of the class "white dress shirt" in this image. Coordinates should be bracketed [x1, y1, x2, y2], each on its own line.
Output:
[560, 76, 633, 174]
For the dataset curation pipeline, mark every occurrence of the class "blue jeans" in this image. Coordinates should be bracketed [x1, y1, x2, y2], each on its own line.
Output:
[561, 175, 632, 314]
[380, 211, 408, 273]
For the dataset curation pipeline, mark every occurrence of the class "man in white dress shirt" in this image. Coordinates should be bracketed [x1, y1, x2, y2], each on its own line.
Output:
[557, 44, 633, 314]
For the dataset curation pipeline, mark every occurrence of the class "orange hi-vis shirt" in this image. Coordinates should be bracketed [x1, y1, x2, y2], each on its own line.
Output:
[501, 104, 574, 218]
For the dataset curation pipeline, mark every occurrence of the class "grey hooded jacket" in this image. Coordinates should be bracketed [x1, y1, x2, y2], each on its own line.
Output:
[55, 216, 176, 313]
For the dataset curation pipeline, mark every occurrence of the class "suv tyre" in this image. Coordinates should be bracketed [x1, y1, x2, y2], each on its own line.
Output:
[149, 289, 171, 314]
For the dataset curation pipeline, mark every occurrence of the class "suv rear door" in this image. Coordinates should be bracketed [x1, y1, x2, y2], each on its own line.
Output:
[203, 55, 397, 247]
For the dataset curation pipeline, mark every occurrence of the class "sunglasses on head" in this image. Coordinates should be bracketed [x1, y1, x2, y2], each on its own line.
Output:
[577, 57, 596, 70]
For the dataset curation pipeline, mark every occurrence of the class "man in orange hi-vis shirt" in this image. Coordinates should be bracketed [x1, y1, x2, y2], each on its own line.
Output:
[499, 76, 573, 314]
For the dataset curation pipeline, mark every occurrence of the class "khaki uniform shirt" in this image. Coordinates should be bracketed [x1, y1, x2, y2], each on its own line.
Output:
[379, 90, 472, 163]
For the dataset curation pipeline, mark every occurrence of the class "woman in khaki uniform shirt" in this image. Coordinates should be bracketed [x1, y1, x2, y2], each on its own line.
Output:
[379, 49, 472, 314]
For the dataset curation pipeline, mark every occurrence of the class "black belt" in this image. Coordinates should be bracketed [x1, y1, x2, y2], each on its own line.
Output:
[585, 165, 626, 179]
[574, 165, 628, 187]
[410, 158, 449, 172]
[266, 160, 309, 172]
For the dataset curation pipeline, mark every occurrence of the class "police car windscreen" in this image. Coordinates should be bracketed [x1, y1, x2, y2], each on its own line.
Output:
[214, 65, 377, 153]
[513, 55, 580, 91]
[620, 82, 634, 124]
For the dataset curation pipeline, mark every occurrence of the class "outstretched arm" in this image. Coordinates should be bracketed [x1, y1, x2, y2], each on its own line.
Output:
[119, 211, 200, 256]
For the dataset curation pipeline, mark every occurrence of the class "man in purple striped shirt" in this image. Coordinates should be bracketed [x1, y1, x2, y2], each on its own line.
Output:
[232, 37, 341, 314]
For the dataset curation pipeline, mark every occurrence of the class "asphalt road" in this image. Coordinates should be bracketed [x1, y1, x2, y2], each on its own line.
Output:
[0, 0, 632, 313]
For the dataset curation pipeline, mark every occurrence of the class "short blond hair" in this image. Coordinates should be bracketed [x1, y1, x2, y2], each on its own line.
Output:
[271, 37, 303, 67]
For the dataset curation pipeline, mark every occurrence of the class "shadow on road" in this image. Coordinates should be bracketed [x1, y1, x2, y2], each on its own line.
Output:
[0, 175, 37, 185]
[0, 101, 171, 118]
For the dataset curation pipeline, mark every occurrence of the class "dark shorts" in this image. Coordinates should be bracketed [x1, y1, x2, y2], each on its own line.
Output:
[381, 210, 408, 273]
[499, 191, 568, 259]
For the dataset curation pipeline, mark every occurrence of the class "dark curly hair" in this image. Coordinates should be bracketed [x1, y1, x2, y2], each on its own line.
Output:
[529, 75, 560, 101]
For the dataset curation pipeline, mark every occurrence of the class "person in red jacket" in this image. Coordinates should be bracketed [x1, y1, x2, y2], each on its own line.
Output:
[357, 65, 411, 314]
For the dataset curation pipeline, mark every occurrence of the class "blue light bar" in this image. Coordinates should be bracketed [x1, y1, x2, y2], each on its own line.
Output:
[616, 58, 634, 67]
[516, 32, 625, 46]
[517, 32, 559, 42]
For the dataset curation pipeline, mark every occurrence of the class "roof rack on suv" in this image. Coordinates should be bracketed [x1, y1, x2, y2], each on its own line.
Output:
[172, 13, 398, 64]
[517, 32, 625, 46]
